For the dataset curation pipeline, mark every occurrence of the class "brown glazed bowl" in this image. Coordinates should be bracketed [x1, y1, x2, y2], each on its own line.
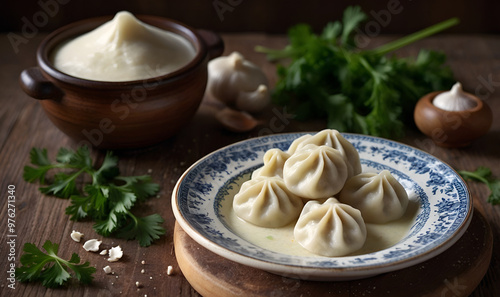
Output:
[414, 91, 493, 148]
[20, 15, 224, 149]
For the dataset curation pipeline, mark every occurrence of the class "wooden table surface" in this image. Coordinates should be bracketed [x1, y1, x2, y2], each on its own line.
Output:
[0, 32, 499, 296]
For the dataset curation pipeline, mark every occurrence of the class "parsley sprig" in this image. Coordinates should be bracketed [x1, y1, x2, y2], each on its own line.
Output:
[255, 6, 458, 138]
[459, 167, 500, 205]
[16, 240, 96, 288]
[23, 147, 165, 246]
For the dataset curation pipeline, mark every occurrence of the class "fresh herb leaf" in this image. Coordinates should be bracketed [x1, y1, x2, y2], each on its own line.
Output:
[24, 147, 92, 198]
[321, 21, 342, 41]
[94, 211, 120, 237]
[341, 5, 367, 46]
[107, 186, 137, 213]
[15, 240, 96, 288]
[23, 148, 54, 183]
[24, 146, 165, 246]
[95, 152, 120, 182]
[30, 147, 51, 166]
[256, 6, 458, 138]
[54, 147, 75, 163]
[116, 175, 160, 202]
[117, 213, 166, 247]
[459, 167, 500, 205]
[39, 169, 83, 197]
[65, 193, 93, 220]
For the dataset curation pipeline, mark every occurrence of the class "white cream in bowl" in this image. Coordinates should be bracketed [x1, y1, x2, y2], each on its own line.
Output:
[52, 11, 196, 82]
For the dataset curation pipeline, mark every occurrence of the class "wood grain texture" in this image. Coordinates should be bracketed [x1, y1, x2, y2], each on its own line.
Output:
[174, 208, 492, 297]
[0, 33, 499, 297]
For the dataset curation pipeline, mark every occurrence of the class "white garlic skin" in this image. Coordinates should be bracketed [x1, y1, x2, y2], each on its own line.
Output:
[107, 245, 123, 262]
[433, 82, 477, 111]
[103, 265, 112, 274]
[207, 52, 269, 111]
[70, 230, 84, 242]
[167, 265, 174, 275]
[235, 84, 270, 113]
[82, 239, 102, 252]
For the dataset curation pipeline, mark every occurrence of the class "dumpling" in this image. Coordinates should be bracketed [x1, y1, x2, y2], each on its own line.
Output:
[251, 148, 290, 179]
[283, 144, 348, 199]
[338, 170, 409, 224]
[233, 177, 303, 228]
[287, 129, 361, 178]
[294, 198, 367, 257]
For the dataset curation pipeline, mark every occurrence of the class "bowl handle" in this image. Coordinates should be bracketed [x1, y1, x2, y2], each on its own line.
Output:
[19, 67, 64, 100]
[197, 29, 224, 60]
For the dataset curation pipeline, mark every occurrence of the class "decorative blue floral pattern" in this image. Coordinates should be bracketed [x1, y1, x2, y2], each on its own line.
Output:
[173, 133, 471, 279]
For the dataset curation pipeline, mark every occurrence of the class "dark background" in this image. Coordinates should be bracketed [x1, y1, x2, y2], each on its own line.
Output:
[2, 0, 499, 34]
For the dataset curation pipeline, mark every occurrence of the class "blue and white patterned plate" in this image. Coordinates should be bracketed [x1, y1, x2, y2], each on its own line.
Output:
[172, 133, 472, 281]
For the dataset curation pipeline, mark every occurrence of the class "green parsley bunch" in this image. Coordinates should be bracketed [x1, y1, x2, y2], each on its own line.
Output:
[256, 6, 458, 138]
[23, 146, 165, 247]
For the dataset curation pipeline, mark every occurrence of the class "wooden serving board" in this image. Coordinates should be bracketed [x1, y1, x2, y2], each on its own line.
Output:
[174, 208, 492, 297]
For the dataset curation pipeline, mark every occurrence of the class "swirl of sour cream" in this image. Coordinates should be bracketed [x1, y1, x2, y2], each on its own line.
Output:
[52, 11, 196, 82]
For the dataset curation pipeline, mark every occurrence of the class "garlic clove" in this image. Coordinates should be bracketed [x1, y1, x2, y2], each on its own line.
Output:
[215, 107, 259, 132]
[207, 51, 268, 107]
[230, 51, 245, 69]
[235, 84, 270, 113]
[432, 82, 477, 111]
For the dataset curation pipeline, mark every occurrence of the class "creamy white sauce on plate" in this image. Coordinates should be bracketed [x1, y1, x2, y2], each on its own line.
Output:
[220, 173, 419, 257]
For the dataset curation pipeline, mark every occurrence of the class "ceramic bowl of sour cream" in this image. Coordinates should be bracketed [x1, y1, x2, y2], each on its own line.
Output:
[20, 11, 224, 149]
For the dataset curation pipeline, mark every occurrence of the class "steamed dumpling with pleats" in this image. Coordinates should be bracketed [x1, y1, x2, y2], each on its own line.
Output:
[283, 144, 348, 199]
[287, 129, 361, 178]
[294, 198, 367, 257]
[251, 148, 290, 179]
[339, 170, 409, 224]
[233, 176, 303, 228]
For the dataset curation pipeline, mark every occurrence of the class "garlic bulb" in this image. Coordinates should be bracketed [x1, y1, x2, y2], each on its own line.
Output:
[433, 82, 477, 111]
[207, 51, 269, 112]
